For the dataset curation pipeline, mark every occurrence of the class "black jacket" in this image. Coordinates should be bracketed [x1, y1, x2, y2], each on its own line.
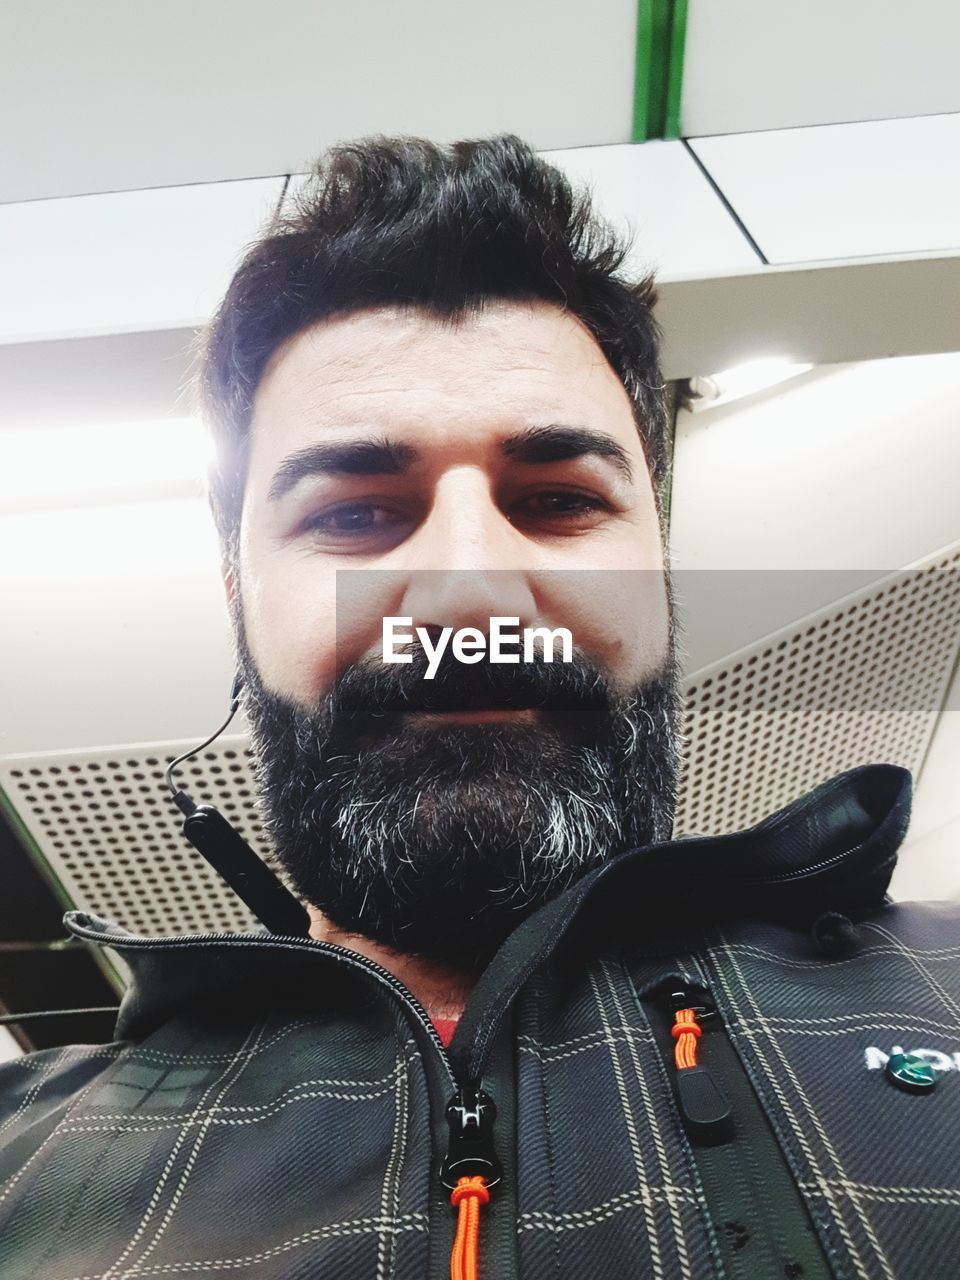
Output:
[1, 762, 958, 1279]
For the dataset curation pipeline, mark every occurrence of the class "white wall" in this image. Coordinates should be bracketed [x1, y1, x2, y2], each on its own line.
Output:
[0, 1027, 22, 1061]
[890, 664, 960, 902]
[0, 492, 234, 756]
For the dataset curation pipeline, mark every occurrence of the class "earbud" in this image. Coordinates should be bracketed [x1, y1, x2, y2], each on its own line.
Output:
[164, 678, 310, 937]
[5, 674, 309, 1040]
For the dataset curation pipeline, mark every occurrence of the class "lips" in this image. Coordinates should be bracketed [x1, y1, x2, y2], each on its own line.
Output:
[404, 705, 540, 722]
[407, 694, 543, 714]
[380, 697, 544, 733]
[326, 648, 612, 746]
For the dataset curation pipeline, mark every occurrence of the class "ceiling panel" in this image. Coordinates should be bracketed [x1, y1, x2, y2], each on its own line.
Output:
[682, 0, 960, 136]
[672, 545, 960, 841]
[689, 114, 960, 265]
[540, 142, 760, 278]
[0, 0, 638, 204]
[0, 178, 284, 346]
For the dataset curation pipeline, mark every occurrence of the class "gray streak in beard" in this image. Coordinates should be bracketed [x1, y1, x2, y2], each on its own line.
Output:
[236, 610, 683, 968]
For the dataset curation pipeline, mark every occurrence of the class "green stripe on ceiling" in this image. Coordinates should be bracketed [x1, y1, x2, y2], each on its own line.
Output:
[633, 0, 689, 142]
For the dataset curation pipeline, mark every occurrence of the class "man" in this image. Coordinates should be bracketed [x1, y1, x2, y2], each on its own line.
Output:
[0, 136, 956, 1280]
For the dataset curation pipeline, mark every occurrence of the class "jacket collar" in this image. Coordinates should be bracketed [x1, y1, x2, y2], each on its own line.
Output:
[64, 762, 912, 1045]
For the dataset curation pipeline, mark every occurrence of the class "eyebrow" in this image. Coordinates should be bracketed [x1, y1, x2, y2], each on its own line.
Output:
[267, 422, 633, 502]
[267, 437, 418, 502]
[500, 424, 633, 481]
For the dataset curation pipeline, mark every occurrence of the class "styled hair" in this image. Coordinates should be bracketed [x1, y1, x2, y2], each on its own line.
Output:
[198, 134, 668, 548]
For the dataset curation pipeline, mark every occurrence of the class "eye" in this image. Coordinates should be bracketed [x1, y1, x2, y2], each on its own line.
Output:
[511, 490, 611, 526]
[304, 502, 408, 541]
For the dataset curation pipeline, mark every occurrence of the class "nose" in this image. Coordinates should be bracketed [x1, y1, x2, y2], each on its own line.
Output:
[397, 468, 539, 635]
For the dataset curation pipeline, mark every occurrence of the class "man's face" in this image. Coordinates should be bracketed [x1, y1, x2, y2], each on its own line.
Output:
[232, 300, 682, 965]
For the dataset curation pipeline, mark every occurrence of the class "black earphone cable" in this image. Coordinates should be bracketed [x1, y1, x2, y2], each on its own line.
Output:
[164, 678, 243, 814]
[1, 1006, 120, 1027]
[163, 675, 310, 936]
[7, 676, 310, 1041]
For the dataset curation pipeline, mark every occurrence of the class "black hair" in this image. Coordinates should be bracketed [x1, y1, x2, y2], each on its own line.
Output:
[198, 134, 668, 547]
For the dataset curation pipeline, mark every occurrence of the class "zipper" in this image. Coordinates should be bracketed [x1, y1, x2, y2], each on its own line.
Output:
[67, 919, 500, 1277]
[739, 782, 879, 887]
[647, 959, 834, 1280]
[660, 987, 734, 1145]
[68, 920, 457, 1079]
[745, 844, 865, 885]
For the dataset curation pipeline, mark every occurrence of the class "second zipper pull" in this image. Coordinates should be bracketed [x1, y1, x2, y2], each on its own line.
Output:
[669, 994, 735, 1145]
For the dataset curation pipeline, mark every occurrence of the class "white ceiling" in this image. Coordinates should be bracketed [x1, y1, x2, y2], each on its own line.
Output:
[2, 1, 958, 205]
[533, 143, 761, 276]
[3, 132, 958, 392]
[4, 142, 760, 348]
[0, 177, 284, 344]
[689, 114, 960, 264]
[682, 0, 960, 135]
[0, 0, 638, 203]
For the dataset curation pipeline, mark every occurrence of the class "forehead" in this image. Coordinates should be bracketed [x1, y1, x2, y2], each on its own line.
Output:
[248, 300, 638, 455]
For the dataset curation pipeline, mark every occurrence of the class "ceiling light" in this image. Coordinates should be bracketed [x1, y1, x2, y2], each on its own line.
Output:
[689, 357, 813, 411]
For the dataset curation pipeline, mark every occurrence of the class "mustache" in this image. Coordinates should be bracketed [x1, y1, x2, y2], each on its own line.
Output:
[320, 645, 615, 730]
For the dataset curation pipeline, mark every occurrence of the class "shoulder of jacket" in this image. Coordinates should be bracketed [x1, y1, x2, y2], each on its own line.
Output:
[0, 1040, 130, 1129]
[869, 896, 960, 945]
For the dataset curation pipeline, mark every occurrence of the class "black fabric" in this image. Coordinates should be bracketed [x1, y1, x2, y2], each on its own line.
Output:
[643, 986, 834, 1280]
[446, 762, 909, 1082]
[2, 762, 959, 1279]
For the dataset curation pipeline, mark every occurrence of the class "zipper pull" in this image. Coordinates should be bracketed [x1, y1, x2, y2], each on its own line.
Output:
[441, 1084, 500, 1280]
[667, 991, 735, 1145]
[440, 1083, 502, 1191]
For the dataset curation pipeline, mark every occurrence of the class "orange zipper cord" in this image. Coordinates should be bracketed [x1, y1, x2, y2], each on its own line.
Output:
[450, 1174, 490, 1280]
[671, 1006, 702, 1069]
[666, 996, 734, 1142]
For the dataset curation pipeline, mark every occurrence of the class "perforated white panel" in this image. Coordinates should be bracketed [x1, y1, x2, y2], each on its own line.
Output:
[674, 548, 960, 837]
[2, 547, 958, 935]
[0, 741, 271, 936]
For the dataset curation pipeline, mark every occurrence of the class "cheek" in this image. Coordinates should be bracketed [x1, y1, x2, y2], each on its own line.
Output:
[545, 568, 669, 689]
[239, 553, 339, 699]
[611, 571, 671, 685]
[238, 549, 408, 701]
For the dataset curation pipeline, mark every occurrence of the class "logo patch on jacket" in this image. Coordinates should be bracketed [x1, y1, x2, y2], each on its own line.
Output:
[865, 1045, 960, 1072]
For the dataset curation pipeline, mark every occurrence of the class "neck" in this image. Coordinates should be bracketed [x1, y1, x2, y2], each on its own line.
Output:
[306, 905, 477, 1024]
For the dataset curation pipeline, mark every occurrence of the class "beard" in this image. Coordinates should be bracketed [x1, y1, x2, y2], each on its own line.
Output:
[238, 604, 684, 969]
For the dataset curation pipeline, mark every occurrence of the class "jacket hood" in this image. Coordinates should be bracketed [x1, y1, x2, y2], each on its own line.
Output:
[64, 762, 913, 1042]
